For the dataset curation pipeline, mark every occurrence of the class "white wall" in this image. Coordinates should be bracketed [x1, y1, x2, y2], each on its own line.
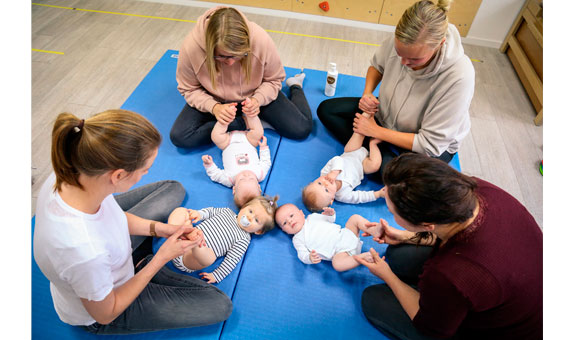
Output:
[465, 0, 525, 48]
[139, 0, 526, 48]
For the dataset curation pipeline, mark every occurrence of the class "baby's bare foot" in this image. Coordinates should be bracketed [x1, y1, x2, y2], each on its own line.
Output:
[357, 252, 374, 263]
[365, 224, 384, 239]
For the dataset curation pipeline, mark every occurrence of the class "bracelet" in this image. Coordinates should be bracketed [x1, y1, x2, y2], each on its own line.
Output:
[149, 221, 157, 237]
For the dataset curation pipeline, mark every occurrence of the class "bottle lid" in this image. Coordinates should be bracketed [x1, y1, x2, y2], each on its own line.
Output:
[329, 62, 337, 70]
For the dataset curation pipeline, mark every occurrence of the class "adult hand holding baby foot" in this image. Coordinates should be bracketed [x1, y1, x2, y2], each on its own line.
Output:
[213, 102, 237, 124]
[241, 97, 260, 117]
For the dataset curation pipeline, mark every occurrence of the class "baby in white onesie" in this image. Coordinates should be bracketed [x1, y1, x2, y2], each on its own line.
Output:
[275, 203, 380, 272]
[202, 112, 271, 208]
[303, 115, 385, 212]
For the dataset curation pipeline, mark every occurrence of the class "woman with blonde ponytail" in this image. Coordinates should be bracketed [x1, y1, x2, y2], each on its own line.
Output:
[318, 0, 475, 179]
[171, 6, 313, 149]
[34, 109, 232, 334]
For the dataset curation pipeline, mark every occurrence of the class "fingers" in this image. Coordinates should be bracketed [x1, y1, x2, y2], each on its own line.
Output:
[369, 248, 383, 263]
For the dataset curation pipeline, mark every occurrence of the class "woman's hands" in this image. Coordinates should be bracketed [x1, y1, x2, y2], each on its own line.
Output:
[213, 103, 237, 124]
[362, 219, 411, 245]
[241, 97, 260, 117]
[353, 112, 381, 138]
[354, 248, 393, 281]
[212, 97, 259, 123]
[155, 226, 202, 264]
[358, 93, 379, 115]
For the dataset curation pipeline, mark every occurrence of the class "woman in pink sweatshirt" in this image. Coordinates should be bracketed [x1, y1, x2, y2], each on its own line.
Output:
[170, 7, 312, 148]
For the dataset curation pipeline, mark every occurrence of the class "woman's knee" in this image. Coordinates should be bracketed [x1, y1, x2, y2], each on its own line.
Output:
[287, 119, 313, 140]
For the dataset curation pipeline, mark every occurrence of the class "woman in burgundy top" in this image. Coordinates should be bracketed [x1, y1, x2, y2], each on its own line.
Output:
[355, 153, 542, 340]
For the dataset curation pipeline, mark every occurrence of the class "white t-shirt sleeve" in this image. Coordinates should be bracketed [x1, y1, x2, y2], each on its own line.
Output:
[59, 253, 114, 302]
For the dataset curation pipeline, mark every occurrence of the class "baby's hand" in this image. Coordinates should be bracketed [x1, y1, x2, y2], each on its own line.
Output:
[187, 209, 202, 224]
[202, 155, 213, 166]
[199, 272, 216, 283]
[309, 250, 321, 264]
[258, 135, 268, 148]
[375, 187, 386, 199]
[321, 207, 335, 216]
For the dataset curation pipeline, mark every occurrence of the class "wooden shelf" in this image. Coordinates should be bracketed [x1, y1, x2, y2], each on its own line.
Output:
[500, 0, 543, 125]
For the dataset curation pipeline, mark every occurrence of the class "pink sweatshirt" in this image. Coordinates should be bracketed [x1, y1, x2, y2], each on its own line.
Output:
[176, 7, 286, 114]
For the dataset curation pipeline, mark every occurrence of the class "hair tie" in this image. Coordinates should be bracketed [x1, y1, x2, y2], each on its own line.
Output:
[73, 119, 85, 133]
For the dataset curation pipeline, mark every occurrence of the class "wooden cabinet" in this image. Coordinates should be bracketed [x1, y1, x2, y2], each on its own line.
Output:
[500, 0, 543, 125]
[200, 0, 482, 37]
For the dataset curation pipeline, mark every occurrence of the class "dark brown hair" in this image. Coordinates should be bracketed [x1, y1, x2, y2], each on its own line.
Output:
[51, 109, 161, 191]
[383, 153, 477, 226]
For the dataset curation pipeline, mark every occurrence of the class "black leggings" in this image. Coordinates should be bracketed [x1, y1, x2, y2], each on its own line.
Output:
[170, 86, 313, 148]
[317, 97, 454, 181]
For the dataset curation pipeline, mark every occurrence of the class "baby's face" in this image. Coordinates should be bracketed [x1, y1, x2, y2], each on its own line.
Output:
[308, 175, 338, 208]
[237, 202, 270, 234]
[275, 204, 306, 235]
[234, 171, 261, 206]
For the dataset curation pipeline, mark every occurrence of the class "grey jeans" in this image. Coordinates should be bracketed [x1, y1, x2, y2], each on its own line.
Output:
[82, 180, 233, 334]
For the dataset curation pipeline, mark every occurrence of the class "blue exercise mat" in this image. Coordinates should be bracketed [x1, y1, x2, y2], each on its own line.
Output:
[32, 50, 462, 340]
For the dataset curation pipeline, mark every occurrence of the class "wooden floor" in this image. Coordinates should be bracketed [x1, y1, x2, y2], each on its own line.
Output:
[31, 0, 543, 227]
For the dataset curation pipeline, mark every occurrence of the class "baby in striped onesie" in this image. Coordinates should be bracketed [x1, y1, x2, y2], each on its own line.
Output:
[168, 195, 278, 283]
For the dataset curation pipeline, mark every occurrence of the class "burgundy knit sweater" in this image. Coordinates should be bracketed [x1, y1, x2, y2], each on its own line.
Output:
[413, 178, 542, 339]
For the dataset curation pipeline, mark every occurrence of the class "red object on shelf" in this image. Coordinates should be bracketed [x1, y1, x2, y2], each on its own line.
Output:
[319, 1, 329, 12]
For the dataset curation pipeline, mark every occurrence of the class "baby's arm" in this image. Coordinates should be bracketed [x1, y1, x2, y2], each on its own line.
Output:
[335, 186, 377, 204]
[320, 156, 345, 177]
[201, 237, 250, 283]
[257, 137, 272, 180]
[202, 156, 233, 187]
[293, 236, 319, 264]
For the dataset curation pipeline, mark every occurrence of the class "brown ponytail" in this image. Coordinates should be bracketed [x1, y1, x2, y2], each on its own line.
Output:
[51, 109, 161, 191]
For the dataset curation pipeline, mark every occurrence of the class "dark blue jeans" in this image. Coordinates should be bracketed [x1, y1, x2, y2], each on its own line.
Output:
[82, 180, 233, 334]
[361, 244, 460, 340]
[170, 86, 313, 148]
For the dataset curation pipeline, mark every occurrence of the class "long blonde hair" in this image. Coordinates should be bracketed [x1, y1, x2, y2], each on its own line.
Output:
[205, 7, 252, 89]
[395, 0, 451, 47]
[50, 109, 161, 191]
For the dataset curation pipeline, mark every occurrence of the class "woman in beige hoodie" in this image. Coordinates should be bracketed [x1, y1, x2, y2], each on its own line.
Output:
[171, 7, 312, 149]
[318, 0, 474, 180]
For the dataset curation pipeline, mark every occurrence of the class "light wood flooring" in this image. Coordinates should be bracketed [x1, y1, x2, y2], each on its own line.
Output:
[31, 0, 543, 227]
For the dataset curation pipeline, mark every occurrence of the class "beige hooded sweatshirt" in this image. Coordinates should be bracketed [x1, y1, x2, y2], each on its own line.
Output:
[371, 24, 475, 157]
[176, 7, 285, 114]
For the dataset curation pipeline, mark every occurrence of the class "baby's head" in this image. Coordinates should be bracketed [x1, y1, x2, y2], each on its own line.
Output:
[237, 195, 279, 235]
[233, 170, 262, 208]
[275, 203, 306, 235]
[302, 175, 338, 212]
